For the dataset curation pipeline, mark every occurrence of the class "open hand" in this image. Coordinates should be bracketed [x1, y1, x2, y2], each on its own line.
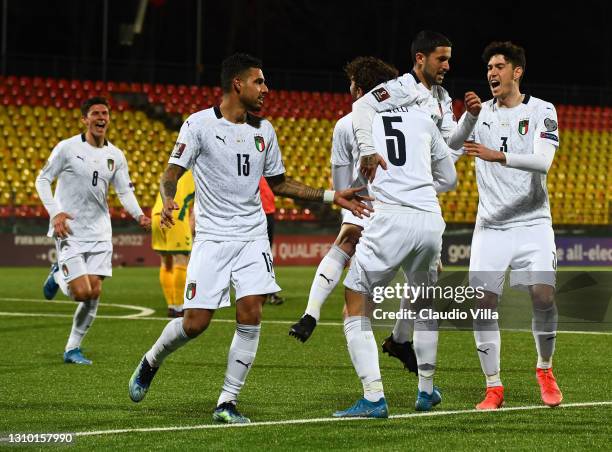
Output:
[333, 186, 374, 218]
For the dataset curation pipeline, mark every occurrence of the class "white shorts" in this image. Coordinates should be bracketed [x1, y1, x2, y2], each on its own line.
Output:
[344, 207, 445, 295]
[184, 239, 281, 310]
[56, 239, 113, 283]
[341, 208, 369, 229]
[469, 223, 556, 295]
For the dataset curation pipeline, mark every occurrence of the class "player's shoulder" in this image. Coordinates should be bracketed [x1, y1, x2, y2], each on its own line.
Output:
[334, 112, 353, 133]
[106, 140, 126, 158]
[526, 95, 556, 114]
[395, 72, 418, 86]
[246, 112, 271, 131]
[432, 84, 451, 103]
[481, 98, 497, 112]
[183, 106, 221, 129]
[57, 134, 84, 149]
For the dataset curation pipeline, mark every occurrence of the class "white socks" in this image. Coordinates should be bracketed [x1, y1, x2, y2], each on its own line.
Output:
[145, 317, 191, 367]
[532, 304, 558, 369]
[392, 297, 414, 343]
[474, 318, 502, 387]
[65, 298, 99, 351]
[305, 245, 350, 321]
[344, 316, 384, 402]
[413, 311, 438, 394]
[217, 323, 261, 406]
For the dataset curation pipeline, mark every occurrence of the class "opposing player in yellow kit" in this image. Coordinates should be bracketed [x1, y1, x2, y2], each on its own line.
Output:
[151, 170, 196, 317]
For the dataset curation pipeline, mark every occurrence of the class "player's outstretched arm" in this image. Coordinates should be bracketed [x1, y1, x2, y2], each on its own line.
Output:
[265, 173, 374, 218]
[446, 92, 482, 150]
[159, 164, 186, 227]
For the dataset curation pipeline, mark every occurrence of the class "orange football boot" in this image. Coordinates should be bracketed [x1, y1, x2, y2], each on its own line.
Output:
[536, 368, 563, 407]
[476, 386, 504, 410]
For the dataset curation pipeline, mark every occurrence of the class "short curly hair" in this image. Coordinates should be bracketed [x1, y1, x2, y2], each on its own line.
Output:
[344, 57, 399, 94]
[482, 41, 526, 80]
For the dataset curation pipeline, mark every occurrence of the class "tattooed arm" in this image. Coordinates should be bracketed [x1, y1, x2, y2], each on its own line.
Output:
[265, 173, 373, 218]
[265, 174, 325, 202]
[159, 163, 186, 227]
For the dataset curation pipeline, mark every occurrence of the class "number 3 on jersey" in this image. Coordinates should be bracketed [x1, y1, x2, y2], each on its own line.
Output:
[500, 137, 508, 153]
[383, 116, 406, 166]
[237, 154, 250, 176]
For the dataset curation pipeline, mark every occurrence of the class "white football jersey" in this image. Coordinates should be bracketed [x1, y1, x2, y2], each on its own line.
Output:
[330, 112, 369, 190]
[38, 134, 136, 241]
[464, 95, 559, 228]
[168, 106, 285, 242]
[366, 72, 456, 139]
[371, 106, 451, 213]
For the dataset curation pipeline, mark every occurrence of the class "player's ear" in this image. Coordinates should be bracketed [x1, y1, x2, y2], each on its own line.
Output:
[415, 52, 426, 66]
[513, 66, 524, 82]
[233, 77, 242, 94]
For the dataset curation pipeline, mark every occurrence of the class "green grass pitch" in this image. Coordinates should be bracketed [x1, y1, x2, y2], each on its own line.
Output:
[1, 266, 611, 450]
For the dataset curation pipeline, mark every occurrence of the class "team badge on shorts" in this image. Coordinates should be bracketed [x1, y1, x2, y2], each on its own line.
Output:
[518, 119, 529, 135]
[254, 135, 265, 152]
[185, 281, 197, 300]
[107, 158, 114, 171]
[62, 264, 69, 277]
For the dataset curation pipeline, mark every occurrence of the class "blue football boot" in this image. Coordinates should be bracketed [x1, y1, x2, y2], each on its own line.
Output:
[43, 263, 60, 300]
[63, 347, 92, 365]
[128, 355, 159, 402]
[333, 397, 389, 418]
[212, 402, 251, 424]
[415, 386, 442, 412]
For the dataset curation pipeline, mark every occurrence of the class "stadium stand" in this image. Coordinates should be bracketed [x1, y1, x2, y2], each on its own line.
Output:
[0, 75, 610, 225]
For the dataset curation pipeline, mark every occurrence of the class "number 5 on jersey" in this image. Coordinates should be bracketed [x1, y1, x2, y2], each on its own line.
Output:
[383, 116, 406, 166]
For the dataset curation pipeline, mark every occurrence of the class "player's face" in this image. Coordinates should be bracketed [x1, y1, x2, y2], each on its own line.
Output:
[82, 104, 110, 139]
[239, 68, 268, 112]
[421, 46, 451, 86]
[487, 54, 522, 98]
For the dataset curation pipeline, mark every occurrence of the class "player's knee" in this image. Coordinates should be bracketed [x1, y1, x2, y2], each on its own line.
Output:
[71, 286, 92, 302]
[476, 290, 499, 310]
[530, 285, 555, 310]
[236, 306, 262, 325]
[336, 228, 361, 256]
[174, 254, 189, 266]
[90, 285, 102, 300]
[182, 317, 209, 338]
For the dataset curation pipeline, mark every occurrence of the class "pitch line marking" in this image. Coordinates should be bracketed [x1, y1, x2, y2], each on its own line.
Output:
[51, 401, 611, 437]
[0, 297, 610, 335]
[0, 297, 154, 318]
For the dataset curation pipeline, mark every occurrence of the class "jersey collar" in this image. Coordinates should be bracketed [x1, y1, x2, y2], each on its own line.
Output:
[81, 133, 108, 146]
[492, 94, 530, 106]
[213, 106, 223, 119]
